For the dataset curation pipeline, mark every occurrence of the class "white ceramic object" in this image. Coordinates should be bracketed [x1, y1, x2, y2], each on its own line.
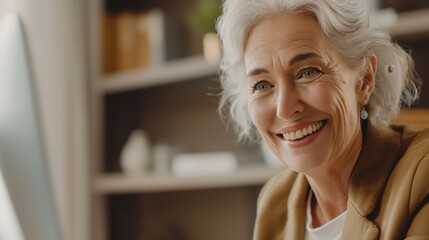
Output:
[120, 129, 151, 175]
[152, 141, 172, 174]
[203, 32, 221, 64]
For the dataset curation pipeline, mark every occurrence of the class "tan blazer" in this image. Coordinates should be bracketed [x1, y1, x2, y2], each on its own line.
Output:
[254, 123, 429, 240]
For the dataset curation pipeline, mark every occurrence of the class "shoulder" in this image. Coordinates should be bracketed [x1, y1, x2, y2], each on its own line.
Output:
[392, 126, 429, 206]
[392, 125, 429, 151]
[257, 169, 307, 213]
[258, 169, 297, 203]
[396, 126, 429, 167]
[259, 169, 298, 196]
[254, 169, 308, 239]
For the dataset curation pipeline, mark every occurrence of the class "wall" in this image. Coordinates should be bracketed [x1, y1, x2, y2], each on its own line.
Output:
[0, 1, 89, 240]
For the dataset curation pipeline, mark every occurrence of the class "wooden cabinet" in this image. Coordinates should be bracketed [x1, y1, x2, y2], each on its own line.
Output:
[88, 1, 429, 239]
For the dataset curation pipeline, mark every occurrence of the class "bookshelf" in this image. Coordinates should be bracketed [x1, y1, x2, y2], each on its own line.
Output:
[88, 1, 429, 239]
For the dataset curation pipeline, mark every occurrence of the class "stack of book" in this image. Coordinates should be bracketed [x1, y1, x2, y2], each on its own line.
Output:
[102, 9, 183, 73]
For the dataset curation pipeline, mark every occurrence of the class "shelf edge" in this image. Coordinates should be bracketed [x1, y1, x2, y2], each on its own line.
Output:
[93, 165, 283, 195]
[390, 8, 429, 38]
[98, 55, 219, 94]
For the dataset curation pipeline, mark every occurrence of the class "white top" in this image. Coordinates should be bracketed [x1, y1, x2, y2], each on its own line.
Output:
[304, 192, 347, 240]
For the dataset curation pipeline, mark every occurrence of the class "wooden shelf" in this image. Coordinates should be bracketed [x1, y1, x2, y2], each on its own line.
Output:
[94, 165, 282, 194]
[98, 55, 219, 94]
[390, 8, 429, 39]
[395, 108, 429, 128]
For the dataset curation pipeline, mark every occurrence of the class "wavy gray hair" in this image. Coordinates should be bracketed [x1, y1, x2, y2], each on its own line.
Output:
[216, 0, 420, 141]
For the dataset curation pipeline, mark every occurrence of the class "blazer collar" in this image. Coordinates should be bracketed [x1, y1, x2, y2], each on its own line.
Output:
[285, 174, 308, 239]
[343, 123, 402, 239]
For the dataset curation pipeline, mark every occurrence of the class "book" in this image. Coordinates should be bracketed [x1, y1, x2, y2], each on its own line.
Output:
[114, 12, 137, 71]
[147, 8, 166, 66]
[103, 8, 186, 73]
[136, 8, 186, 67]
[135, 12, 150, 68]
[101, 13, 116, 73]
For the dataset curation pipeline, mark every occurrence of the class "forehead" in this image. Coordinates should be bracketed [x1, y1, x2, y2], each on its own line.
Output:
[244, 12, 336, 68]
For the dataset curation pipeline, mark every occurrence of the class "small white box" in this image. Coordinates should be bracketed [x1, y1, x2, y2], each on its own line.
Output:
[171, 151, 238, 177]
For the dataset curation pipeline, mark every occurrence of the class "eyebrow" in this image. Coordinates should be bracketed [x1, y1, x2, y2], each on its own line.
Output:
[247, 52, 320, 77]
[247, 68, 269, 77]
[289, 52, 320, 66]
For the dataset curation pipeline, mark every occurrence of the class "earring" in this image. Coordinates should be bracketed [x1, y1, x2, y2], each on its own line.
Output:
[361, 107, 369, 120]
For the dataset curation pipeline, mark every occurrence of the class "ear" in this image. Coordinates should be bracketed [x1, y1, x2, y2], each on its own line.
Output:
[357, 54, 377, 105]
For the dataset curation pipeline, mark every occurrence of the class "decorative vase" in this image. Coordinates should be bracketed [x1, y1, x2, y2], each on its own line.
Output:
[203, 32, 221, 64]
[119, 129, 151, 175]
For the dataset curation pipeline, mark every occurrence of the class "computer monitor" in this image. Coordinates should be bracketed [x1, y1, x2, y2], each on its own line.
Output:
[0, 13, 62, 240]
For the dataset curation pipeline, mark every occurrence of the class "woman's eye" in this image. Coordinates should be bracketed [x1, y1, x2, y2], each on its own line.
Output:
[250, 80, 273, 94]
[298, 67, 322, 79]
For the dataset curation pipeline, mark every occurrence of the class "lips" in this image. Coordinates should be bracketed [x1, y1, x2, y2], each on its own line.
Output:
[278, 120, 326, 141]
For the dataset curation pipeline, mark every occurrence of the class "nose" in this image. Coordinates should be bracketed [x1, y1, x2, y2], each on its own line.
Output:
[276, 82, 305, 119]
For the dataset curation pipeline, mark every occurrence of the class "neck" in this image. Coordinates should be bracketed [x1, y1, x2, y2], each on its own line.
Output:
[306, 132, 362, 227]
[308, 175, 349, 227]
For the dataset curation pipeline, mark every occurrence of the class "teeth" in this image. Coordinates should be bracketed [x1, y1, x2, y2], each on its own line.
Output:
[284, 133, 290, 140]
[282, 121, 324, 141]
[307, 125, 313, 134]
[296, 130, 303, 139]
[302, 128, 309, 136]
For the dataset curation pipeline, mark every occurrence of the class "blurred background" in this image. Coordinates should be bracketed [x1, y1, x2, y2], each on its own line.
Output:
[0, 0, 429, 240]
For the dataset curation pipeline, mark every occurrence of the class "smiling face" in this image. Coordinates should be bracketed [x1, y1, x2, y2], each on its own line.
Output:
[245, 13, 373, 175]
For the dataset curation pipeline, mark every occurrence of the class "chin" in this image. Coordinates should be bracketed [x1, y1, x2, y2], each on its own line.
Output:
[279, 150, 328, 174]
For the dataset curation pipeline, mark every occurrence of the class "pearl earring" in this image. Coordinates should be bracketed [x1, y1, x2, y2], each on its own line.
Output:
[361, 107, 368, 120]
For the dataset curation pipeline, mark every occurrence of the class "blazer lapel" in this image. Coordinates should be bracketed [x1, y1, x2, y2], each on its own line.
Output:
[284, 174, 308, 240]
[343, 123, 402, 239]
[342, 203, 380, 240]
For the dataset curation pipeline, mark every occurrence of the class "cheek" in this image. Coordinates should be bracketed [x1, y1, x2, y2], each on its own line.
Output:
[306, 79, 361, 144]
[248, 97, 275, 131]
[303, 82, 339, 112]
[305, 77, 356, 114]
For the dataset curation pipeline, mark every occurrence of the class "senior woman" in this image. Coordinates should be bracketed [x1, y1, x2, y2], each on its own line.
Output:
[216, 0, 428, 239]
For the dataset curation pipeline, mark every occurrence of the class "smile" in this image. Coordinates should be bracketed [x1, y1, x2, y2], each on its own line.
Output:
[278, 120, 326, 141]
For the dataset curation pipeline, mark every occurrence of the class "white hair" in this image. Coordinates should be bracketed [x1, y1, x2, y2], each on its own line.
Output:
[216, 0, 420, 141]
